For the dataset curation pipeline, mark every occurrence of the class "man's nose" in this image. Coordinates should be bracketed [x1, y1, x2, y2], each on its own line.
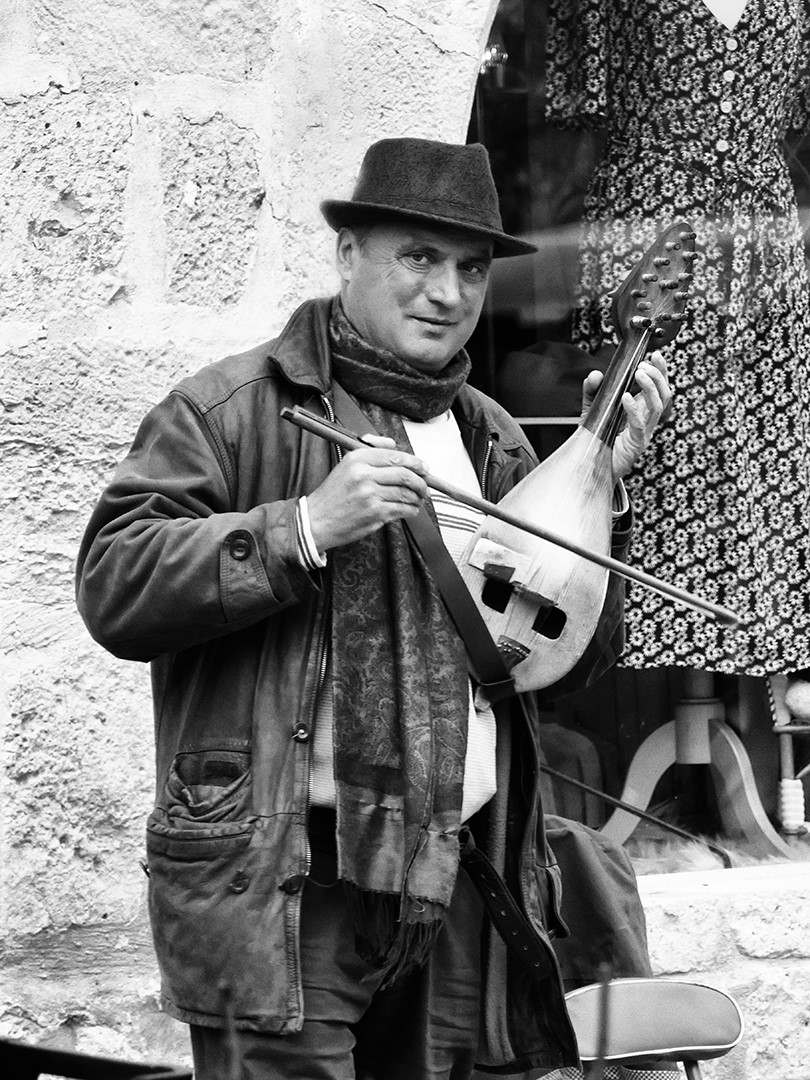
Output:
[425, 263, 462, 306]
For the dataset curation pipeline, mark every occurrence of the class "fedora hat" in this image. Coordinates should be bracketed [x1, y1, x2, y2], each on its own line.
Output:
[321, 138, 536, 258]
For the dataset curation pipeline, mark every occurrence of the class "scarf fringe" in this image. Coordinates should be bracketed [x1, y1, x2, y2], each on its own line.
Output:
[343, 881, 447, 989]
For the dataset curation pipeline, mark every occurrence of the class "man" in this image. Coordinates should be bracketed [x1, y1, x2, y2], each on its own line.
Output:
[76, 138, 670, 1079]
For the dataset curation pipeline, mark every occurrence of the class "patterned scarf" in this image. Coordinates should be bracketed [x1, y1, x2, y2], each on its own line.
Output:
[328, 297, 472, 986]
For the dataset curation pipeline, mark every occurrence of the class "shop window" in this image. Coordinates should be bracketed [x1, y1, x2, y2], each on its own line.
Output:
[466, 0, 810, 438]
[465, 1, 810, 847]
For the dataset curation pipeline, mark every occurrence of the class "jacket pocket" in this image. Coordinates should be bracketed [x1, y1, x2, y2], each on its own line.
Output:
[145, 750, 289, 1027]
[147, 748, 255, 860]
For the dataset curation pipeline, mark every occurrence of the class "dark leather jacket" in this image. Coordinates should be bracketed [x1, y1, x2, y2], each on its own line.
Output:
[76, 297, 631, 1073]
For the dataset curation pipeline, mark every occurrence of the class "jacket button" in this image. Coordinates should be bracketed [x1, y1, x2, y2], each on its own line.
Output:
[291, 722, 310, 742]
[228, 870, 250, 894]
[229, 536, 251, 561]
[280, 874, 306, 894]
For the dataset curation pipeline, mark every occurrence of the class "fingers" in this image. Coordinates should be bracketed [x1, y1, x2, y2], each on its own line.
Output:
[583, 370, 604, 395]
[635, 352, 671, 413]
[632, 366, 665, 422]
[579, 369, 604, 418]
[349, 445, 428, 478]
[611, 351, 674, 479]
[359, 433, 398, 450]
[306, 446, 430, 551]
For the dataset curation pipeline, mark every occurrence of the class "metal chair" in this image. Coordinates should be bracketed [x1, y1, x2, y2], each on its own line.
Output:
[0, 1038, 192, 1080]
[565, 977, 744, 1080]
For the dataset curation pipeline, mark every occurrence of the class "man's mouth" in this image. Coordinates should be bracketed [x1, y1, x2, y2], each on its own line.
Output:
[412, 316, 455, 327]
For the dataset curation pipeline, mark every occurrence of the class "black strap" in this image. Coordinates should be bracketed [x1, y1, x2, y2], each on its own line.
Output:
[329, 381, 515, 702]
[458, 826, 554, 979]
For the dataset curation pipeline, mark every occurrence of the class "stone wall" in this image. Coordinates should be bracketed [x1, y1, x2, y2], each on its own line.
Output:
[640, 863, 810, 1080]
[0, 0, 497, 1064]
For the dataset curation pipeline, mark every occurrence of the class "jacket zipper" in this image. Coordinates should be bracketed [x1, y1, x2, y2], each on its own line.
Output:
[480, 432, 495, 500]
[300, 393, 340, 879]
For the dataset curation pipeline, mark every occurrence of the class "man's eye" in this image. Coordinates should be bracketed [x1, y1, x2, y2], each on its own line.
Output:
[406, 251, 430, 265]
[462, 263, 487, 277]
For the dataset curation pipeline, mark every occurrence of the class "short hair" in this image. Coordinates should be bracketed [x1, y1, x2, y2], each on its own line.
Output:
[341, 222, 376, 250]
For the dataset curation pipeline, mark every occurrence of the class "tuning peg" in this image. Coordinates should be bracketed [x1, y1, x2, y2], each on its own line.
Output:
[658, 313, 672, 322]
[631, 316, 652, 329]
[674, 290, 690, 301]
[631, 288, 648, 297]
[636, 301, 652, 311]
[678, 272, 693, 283]
[641, 272, 658, 282]
[665, 241, 681, 251]
[660, 278, 679, 290]
[680, 230, 697, 241]
[669, 312, 686, 322]
[653, 257, 671, 267]
[654, 328, 669, 338]
[683, 251, 699, 262]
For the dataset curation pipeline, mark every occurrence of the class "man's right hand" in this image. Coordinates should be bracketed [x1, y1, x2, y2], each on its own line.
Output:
[306, 435, 429, 552]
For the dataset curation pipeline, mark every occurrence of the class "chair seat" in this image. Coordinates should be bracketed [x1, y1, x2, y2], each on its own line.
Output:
[565, 978, 744, 1065]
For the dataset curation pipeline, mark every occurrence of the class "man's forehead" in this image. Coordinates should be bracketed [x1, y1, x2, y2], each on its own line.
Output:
[366, 220, 493, 260]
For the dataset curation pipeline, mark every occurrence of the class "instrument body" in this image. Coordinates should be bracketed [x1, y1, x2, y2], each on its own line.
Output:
[459, 222, 697, 692]
[461, 428, 613, 688]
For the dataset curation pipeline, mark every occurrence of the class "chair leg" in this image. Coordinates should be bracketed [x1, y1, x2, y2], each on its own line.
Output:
[683, 1061, 703, 1080]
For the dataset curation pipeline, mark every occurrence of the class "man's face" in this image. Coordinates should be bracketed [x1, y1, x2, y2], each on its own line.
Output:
[337, 222, 493, 373]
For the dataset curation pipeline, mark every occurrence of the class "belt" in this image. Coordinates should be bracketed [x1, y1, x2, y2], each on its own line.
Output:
[459, 826, 554, 980]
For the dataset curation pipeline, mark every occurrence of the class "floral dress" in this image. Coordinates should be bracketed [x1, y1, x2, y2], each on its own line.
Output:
[546, 0, 810, 675]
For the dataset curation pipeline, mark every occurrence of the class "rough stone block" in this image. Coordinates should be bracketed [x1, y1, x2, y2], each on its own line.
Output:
[0, 87, 130, 319]
[642, 897, 733, 974]
[0, 919, 189, 1067]
[27, 0, 282, 81]
[729, 891, 810, 960]
[731, 967, 810, 1079]
[161, 112, 262, 306]
[3, 649, 153, 935]
[0, 335, 207, 608]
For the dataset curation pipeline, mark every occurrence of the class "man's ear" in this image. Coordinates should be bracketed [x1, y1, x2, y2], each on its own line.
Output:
[335, 227, 360, 284]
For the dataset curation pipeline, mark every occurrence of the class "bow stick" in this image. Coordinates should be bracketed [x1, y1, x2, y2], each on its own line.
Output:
[281, 405, 740, 627]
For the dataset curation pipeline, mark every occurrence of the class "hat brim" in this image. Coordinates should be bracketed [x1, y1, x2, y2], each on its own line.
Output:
[320, 199, 537, 259]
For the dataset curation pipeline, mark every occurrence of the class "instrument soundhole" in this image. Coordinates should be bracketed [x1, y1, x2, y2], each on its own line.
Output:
[481, 578, 512, 613]
[480, 576, 566, 640]
[532, 606, 566, 641]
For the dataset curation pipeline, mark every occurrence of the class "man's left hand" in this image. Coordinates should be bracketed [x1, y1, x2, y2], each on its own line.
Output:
[580, 350, 672, 481]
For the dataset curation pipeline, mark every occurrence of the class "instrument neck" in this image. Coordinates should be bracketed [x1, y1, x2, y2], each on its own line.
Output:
[581, 331, 651, 447]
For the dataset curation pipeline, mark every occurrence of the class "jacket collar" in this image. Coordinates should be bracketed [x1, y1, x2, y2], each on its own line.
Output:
[453, 387, 524, 452]
[268, 296, 334, 395]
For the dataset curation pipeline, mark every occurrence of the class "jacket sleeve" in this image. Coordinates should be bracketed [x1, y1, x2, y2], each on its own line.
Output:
[75, 390, 321, 662]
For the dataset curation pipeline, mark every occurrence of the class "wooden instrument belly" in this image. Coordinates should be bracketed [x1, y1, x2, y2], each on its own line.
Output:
[460, 427, 615, 693]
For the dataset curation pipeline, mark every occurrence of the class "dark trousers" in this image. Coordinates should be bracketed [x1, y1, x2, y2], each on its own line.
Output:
[190, 809, 485, 1080]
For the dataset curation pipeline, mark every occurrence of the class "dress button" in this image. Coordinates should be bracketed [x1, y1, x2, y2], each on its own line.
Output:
[716, 138, 730, 152]
[723, 69, 735, 82]
[726, 37, 739, 51]
[229, 536, 251, 560]
[292, 722, 310, 742]
[720, 100, 733, 114]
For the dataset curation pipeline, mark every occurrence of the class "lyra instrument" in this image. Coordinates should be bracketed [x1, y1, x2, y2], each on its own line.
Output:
[281, 222, 738, 692]
[459, 221, 710, 691]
